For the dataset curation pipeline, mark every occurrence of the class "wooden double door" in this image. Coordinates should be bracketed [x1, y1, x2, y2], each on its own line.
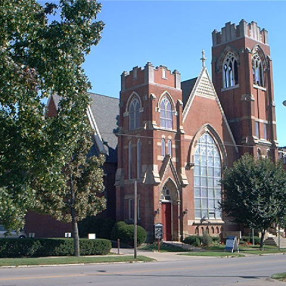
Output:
[162, 202, 172, 241]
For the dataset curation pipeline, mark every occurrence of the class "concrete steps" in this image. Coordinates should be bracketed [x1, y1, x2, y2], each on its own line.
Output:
[264, 236, 286, 248]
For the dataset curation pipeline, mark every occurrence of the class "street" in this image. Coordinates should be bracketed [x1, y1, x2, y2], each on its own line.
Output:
[0, 254, 285, 286]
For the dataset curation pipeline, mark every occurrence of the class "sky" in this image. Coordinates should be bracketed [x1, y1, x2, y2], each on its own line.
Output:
[81, 1, 286, 146]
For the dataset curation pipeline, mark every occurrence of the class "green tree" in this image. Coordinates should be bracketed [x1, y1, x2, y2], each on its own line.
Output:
[36, 130, 106, 256]
[221, 154, 286, 248]
[0, 0, 104, 246]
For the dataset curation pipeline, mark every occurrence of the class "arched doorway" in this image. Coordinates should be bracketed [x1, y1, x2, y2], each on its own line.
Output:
[160, 180, 179, 241]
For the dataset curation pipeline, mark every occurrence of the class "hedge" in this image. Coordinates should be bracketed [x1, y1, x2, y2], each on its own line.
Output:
[111, 221, 147, 246]
[183, 234, 221, 246]
[0, 238, 112, 258]
[79, 217, 115, 239]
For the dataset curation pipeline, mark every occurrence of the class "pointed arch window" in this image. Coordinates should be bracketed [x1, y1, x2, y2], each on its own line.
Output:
[129, 97, 140, 130]
[160, 96, 173, 129]
[252, 54, 264, 87]
[223, 52, 238, 88]
[194, 133, 221, 219]
[161, 138, 166, 157]
[128, 141, 132, 179]
[167, 140, 172, 157]
[137, 139, 142, 179]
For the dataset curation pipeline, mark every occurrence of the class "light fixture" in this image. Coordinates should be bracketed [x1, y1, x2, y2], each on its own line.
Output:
[154, 208, 160, 215]
[183, 209, 188, 215]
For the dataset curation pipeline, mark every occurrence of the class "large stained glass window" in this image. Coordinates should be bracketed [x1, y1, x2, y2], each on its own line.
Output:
[194, 133, 221, 219]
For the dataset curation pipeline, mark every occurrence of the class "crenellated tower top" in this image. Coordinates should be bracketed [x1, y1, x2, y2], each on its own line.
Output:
[121, 62, 181, 91]
[212, 19, 269, 47]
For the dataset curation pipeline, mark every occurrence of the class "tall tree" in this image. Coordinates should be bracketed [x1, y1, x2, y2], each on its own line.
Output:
[0, 0, 104, 236]
[36, 129, 106, 256]
[221, 154, 286, 248]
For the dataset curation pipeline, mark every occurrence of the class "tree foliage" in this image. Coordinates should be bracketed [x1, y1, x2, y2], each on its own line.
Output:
[0, 0, 104, 233]
[221, 154, 286, 248]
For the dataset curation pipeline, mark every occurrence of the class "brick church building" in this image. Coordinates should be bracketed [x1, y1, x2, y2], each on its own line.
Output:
[29, 19, 278, 241]
[115, 19, 278, 241]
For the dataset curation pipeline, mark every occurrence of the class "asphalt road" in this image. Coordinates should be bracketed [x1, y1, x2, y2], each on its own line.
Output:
[0, 254, 285, 286]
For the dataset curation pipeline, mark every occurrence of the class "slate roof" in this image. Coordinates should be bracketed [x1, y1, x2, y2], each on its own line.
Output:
[181, 77, 197, 107]
[89, 92, 119, 163]
[49, 93, 119, 163]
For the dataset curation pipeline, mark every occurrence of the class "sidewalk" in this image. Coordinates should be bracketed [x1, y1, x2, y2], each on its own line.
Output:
[110, 248, 210, 262]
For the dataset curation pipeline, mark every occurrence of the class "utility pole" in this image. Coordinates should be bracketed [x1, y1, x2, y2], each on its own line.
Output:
[134, 180, 138, 259]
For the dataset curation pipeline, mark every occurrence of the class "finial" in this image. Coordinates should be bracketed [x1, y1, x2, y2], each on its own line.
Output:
[200, 49, 207, 68]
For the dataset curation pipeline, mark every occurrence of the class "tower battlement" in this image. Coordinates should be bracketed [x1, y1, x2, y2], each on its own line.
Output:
[121, 62, 181, 91]
[212, 19, 268, 47]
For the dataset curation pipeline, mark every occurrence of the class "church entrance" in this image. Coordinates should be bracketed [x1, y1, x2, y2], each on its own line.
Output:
[160, 180, 179, 241]
[162, 202, 172, 241]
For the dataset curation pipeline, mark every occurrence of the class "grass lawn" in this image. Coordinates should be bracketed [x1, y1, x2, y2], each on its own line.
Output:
[179, 251, 245, 257]
[177, 244, 286, 257]
[0, 255, 154, 267]
[139, 242, 189, 252]
[271, 272, 286, 281]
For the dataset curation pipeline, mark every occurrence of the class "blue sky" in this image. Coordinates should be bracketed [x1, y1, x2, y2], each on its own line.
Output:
[82, 1, 286, 146]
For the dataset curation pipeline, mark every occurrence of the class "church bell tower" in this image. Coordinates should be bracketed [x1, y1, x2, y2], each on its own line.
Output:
[212, 20, 278, 160]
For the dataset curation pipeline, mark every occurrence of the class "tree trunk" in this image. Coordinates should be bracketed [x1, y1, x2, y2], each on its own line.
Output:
[260, 230, 265, 250]
[71, 207, 80, 257]
[70, 170, 80, 257]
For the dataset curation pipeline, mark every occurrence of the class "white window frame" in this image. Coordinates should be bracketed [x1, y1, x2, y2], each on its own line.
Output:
[160, 97, 173, 129]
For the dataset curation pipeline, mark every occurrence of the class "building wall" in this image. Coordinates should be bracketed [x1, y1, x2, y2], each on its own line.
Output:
[116, 20, 278, 241]
[116, 62, 239, 240]
[212, 20, 278, 160]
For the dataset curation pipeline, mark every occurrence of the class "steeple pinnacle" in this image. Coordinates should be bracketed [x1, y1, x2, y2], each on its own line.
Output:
[200, 50, 207, 68]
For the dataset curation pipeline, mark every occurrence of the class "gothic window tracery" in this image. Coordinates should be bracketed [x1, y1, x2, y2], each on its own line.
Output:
[160, 96, 173, 129]
[161, 186, 171, 201]
[252, 54, 264, 86]
[129, 97, 140, 130]
[223, 52, 238, 88]
[194, 133, 222, 220]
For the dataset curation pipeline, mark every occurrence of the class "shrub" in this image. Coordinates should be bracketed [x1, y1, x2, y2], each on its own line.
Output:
[240, 236, 260, 245]
[183, 235, 202, 246]
[111, 221, 147, 246]
[212, 236, 221, 244]
[0, 238, 112, 258]
[79, 217, 115, 239]
[202, 231, 213, 247]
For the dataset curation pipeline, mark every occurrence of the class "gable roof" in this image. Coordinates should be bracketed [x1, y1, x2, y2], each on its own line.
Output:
[181, 77, 197, 107]
[48, 93, 119, 163]
[182, 67, 238, 153]
[88, 92, 119, 163]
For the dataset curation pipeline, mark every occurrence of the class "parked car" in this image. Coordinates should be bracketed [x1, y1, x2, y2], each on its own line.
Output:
[0, 225, 26, 238]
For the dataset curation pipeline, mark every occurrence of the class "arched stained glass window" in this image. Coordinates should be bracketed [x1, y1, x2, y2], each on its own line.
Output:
[129, 98, 140, 130]
[160, 97, 173, 129]
[194, 133, 221, 219]
[223, 52, 238, 88]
